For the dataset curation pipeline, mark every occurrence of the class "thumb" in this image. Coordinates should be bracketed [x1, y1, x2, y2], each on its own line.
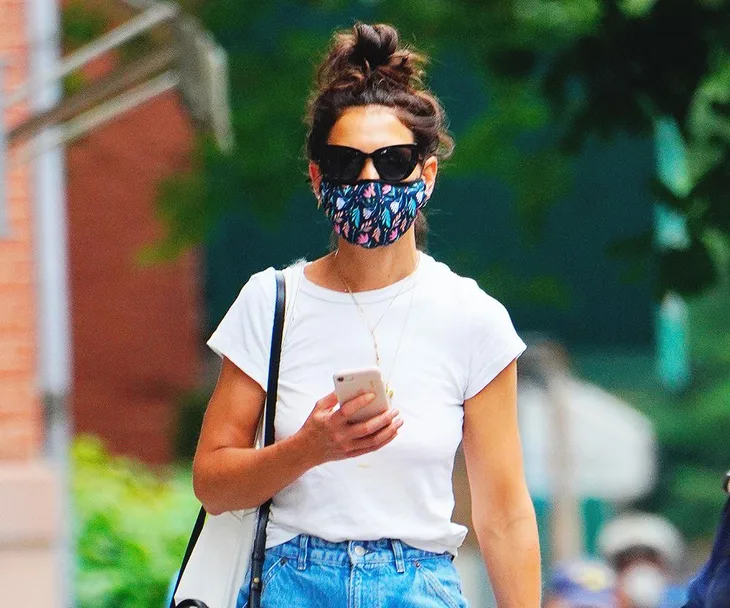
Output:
[314, 391, 339, 412]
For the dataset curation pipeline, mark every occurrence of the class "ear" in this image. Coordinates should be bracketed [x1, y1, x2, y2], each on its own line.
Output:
[309, 161, 322, 203]
[421, 156, 438, 199]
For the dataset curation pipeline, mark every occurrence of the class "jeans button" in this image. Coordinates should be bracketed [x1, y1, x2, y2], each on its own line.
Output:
[353, 545, 366, 557]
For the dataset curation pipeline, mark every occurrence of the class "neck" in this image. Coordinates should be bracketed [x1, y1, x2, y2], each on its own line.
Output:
[333, 231, 419, 292]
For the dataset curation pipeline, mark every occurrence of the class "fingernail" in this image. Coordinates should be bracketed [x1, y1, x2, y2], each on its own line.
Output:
[367, 392, 375, 401]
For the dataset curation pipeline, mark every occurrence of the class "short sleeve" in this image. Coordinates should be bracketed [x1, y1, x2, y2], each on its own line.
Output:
[464, 288, 527, 401]
[206, 268, 276, 390]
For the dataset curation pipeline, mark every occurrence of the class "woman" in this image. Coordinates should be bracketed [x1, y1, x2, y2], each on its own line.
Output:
[193, 22, 541, 608]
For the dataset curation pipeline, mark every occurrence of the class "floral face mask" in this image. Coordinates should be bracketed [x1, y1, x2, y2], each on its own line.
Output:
[319, 179, 429, 248]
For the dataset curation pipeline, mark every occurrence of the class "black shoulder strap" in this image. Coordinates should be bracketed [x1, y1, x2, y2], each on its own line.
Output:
[263, 270, 286, 447]
[171, 270, 287, 608]
[249, 270, 286, 608]
[170, 507, 207, 607]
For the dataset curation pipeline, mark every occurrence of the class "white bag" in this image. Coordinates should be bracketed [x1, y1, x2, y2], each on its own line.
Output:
[173, 506, 259, 608]
[171, 271, 286, 608]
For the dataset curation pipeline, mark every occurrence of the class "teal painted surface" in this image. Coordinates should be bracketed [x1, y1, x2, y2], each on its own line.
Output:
[653, 116, 691, 392]
[656, 293, 691, 392]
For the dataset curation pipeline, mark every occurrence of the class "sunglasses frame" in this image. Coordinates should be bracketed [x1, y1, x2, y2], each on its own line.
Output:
[317, 143, 422, 184]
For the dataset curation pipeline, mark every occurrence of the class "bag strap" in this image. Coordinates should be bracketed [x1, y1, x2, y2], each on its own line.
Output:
[170, 270, 287, 608]
[249, 270, 286, 608]
[170, 507, 207, 608]
[263, 270, 286, 448]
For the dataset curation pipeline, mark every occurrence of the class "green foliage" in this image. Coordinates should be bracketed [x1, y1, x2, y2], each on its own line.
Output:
[61, 1, 169, 113]
[629, 253, 730, 539]
[73, 436, 198, 608]
[659, 466, 727, 539]
[140, 138, 217, 264]
[532, 0, 730, 296]
[658, 237, 718, 297]
[60, 0, 108, 100]
[390, 0, 730, 295]
[148, 11, 331, 261]
[63, 71, 88, 98]
[61, 1, 108, 52]
[658, 380, 730, 465]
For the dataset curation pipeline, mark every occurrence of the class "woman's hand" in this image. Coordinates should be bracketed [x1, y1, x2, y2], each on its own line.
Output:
[193, 360, 404, 514]
[297, 391, 403, 466]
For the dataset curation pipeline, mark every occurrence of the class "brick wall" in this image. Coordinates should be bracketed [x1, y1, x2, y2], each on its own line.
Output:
[67, 90, 201, 464]
[1, 1, 60, 606]
[0, 0, 43, 460]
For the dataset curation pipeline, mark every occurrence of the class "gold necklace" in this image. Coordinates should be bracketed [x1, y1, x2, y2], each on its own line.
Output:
[333, 250, 419, 398]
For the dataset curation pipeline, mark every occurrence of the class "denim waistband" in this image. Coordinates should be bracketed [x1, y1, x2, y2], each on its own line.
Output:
[267, 535, 453, 571]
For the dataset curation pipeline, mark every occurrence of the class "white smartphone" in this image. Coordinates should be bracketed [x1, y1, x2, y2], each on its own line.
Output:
[333, 366, 391, 424]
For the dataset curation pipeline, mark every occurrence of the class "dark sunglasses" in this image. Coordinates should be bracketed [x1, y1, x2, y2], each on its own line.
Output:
[317, 144, 421, 183]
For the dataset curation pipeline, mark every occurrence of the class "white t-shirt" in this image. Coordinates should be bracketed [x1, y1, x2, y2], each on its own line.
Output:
[207, 253, 526, 555]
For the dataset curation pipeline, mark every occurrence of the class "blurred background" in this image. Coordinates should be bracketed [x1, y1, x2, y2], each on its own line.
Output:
[1, 0, 729, 606]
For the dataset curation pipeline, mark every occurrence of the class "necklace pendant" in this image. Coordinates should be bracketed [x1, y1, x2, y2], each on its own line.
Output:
[385, 384, 394, 402]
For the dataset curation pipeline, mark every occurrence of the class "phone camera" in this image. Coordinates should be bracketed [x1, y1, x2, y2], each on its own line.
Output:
[336, 376, 344, 382]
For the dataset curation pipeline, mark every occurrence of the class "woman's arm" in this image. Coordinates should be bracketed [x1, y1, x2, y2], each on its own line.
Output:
[193, 357, 402, 515]
[463, 359, 541, 608]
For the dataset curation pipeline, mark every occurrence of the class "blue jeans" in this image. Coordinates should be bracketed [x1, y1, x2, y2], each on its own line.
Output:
[236, 535, 469, 608]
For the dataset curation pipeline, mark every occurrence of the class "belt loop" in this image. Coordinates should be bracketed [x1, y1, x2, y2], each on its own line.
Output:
[297, 534, 309, 571]
[391, 539, 405, 573]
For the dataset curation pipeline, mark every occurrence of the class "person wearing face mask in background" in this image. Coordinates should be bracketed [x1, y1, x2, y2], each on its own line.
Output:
[598, 513, 687, 608]
[192, 21, 541, 608]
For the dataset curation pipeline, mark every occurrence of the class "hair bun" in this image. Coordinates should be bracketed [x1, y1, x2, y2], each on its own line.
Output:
[318, 22, 423, 91]
[351, 23, 398, 71]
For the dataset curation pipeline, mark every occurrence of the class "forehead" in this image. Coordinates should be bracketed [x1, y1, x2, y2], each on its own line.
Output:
[327, 105, 414, 151]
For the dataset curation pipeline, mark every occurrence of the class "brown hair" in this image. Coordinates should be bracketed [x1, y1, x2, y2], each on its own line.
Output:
[306, 22, 454, 249]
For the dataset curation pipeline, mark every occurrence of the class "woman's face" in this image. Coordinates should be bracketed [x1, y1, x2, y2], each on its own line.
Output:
[309, 105, 438, 198]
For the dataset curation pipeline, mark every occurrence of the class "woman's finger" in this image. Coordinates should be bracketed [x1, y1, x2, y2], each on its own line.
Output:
[338, 392, 376, 420]
[313, 391, 339, 412]
[345, 426, 398, 458]
[347, 417, 403, 454]
[345, 408, 399, 440]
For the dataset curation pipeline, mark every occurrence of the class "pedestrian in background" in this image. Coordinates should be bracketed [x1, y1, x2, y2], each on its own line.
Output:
[599, 512, 686, 608]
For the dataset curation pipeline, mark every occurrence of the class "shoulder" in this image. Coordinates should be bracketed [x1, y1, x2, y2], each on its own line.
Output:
[422, 257, 526, 399]
[237, 260, 305, 301]
[242, 267, 277, 293]
[224, 267, 274, 312]
[421, 254, 512, 323]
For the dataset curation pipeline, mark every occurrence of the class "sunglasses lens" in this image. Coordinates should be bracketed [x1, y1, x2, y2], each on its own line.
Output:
[319, 145, 420, 183]
[320, 147, 363, 183]
[375, 146, 419, 181]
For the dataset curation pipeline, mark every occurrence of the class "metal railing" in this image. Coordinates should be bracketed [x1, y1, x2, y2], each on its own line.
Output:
[0, 1, 234, 237]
